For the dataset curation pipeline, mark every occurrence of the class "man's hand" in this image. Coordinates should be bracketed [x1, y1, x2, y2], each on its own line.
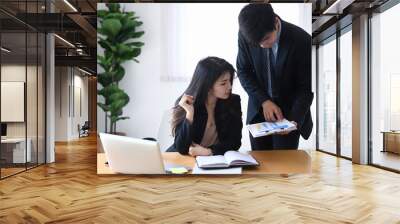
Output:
[278, 121, 297, 135]
[188, 143, 212, 157]
[262, 100, 283, 122]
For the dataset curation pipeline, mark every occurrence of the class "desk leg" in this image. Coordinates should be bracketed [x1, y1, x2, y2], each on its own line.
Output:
[382, 133, 386, 152]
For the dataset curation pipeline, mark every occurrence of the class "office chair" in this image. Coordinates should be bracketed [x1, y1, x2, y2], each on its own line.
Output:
[156, 109, 174, 152]
[142, 109, 174, 152]
[79, 121, 90, 138]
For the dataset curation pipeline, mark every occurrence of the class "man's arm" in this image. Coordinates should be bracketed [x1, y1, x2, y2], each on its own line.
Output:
[236, 31, 270, 106]
[237, 32, 283, 122]
[289, 35, 314, 128]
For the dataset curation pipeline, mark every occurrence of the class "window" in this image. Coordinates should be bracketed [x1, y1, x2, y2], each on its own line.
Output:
[0, 1, 46, 179]
[318, 36, 337, 154]
[370, 3, 400, 171]
[339, 28, 352, 158]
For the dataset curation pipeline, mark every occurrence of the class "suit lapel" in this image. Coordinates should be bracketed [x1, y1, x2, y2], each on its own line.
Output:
[259, 47, 269, 90]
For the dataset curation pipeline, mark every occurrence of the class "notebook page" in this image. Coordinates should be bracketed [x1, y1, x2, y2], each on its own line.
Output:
[196, 155, 227, 168]
[224, 151, 258, 165]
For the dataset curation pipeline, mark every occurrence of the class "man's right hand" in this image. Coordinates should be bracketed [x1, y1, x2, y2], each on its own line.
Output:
[262, 100, 283, 122]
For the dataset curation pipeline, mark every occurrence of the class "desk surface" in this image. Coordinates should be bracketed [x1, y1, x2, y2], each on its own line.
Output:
[1, 138, 27, 143]
[97, 150, 311, 175]
[381, 131, 400, 134]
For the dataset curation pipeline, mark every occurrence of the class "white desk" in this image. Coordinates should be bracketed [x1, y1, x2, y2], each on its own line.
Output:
[1, 138, 31, 163]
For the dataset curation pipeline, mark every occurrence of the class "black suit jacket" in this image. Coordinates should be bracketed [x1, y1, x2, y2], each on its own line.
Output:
[237, 20, 313, 139]
[167, 94, 243, 155]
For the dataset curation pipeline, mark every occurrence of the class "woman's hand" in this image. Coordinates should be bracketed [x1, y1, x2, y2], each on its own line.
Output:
[178, 94, 195, 122]
[188, 143, 212, 157]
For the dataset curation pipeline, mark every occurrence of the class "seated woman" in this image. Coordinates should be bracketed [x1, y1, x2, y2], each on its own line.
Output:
[167, 56, 243, 156]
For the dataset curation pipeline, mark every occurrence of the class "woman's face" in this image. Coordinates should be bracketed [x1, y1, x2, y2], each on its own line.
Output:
[210, 72, 232, 99]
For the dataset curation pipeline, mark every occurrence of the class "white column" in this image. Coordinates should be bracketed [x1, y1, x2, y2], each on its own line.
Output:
[352, 14, 369, 164]
[46, 32, 55, 163]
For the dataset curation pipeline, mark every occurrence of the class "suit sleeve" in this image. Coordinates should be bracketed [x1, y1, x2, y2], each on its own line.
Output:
[173, 119, 193, 155]
[209, 96, 243, 155]
[236, 31, 270, 106]
[289, 35, 314, 128]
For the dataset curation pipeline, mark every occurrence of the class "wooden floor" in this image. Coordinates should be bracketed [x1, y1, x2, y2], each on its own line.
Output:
[1, 163, 45, 178]
[1, 167, 26, 178]
[1, 135, 400, 223]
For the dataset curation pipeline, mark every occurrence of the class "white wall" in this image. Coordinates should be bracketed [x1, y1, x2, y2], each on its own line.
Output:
[72, 72, 89, 137]
[1, 63, 46, 163]
[1, 65, 26, 140]
[75, 73, 89, 124]
[55, 67, 68, 141]
[54, 67, 89, 141]
[98, 4, 169, 138]
[1, 65, 37, 137]
[97, 3, 315, 151]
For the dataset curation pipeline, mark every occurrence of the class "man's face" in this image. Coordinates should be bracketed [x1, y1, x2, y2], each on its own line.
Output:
[259, 18, 279, 49]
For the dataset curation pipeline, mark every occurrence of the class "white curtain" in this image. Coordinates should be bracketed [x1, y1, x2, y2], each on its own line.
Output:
[160, 3, 311, 82]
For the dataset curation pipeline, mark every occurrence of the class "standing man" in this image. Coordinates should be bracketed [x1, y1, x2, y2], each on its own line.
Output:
[237, 3, 313, 150]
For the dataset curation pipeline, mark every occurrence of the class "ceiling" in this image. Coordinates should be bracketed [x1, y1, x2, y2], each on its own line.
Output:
[311, 0, 391, 43]
[0, 0, 96, 74]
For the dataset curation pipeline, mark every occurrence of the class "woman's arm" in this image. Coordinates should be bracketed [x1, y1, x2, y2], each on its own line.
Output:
[173, 119, 193, 155]
[173, 94, 196, 155]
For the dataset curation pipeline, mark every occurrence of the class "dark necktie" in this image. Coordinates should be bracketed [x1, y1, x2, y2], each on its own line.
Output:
[267, 49, 277, 98]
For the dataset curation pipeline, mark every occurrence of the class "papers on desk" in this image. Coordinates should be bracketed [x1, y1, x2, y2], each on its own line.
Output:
[247, 119, 297, 138]
[192, 164, 242, 174]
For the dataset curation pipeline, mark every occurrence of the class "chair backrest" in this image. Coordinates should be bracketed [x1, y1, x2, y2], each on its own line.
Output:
[82, 121, 90, 129]
[157, 109, 174, 152]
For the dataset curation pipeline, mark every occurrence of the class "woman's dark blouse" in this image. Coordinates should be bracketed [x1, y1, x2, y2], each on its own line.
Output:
[167, 94, 243, 155]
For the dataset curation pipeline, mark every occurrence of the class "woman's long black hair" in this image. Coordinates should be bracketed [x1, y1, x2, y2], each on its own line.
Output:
[171, 56, 235, 135]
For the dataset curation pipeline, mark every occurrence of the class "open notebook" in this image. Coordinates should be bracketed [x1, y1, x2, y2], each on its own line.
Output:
[247, 119, 297, 138]
[196, 151, 259, 169]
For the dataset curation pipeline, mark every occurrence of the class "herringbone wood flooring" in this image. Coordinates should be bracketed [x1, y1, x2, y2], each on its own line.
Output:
[1, 135, 400, 223]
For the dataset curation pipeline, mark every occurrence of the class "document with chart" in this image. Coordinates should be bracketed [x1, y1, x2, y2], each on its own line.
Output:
[247, 119, 297, 138]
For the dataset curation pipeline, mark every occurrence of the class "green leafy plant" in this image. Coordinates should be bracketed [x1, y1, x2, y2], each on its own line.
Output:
[97, 3, 144, 133]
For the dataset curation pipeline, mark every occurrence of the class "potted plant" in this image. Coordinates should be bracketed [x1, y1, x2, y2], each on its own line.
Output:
[97, 3, 144, 134]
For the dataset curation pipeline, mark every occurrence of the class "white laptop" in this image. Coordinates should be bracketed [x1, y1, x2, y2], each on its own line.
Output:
[99, 133, 166, 174]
